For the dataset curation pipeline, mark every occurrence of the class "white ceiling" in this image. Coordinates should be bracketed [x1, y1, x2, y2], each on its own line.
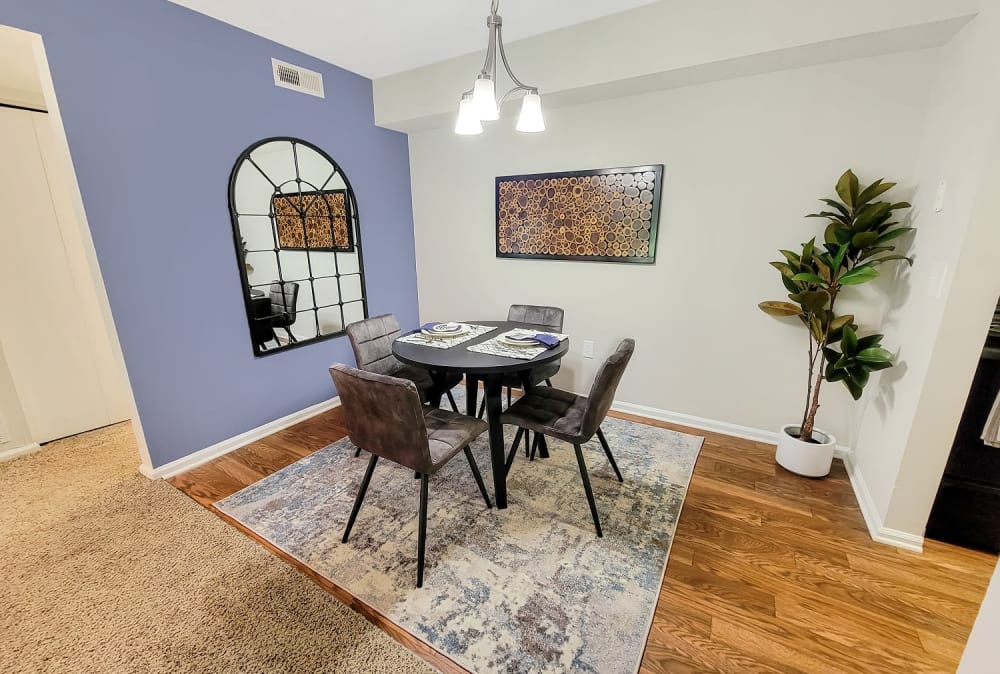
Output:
[168, 0, 659, 79]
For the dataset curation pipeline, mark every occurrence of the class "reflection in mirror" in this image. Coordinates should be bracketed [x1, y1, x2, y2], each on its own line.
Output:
[229, 137, 367, 356]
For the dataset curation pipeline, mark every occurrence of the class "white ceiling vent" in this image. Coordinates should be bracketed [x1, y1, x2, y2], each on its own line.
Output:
[271, 58, 324, 98]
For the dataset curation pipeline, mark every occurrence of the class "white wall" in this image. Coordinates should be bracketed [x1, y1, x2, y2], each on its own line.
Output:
[960, 561, 1000, 673]
[0, 342, 32, 455]
[409, 50, 935, 443]
[849, 3, 1000, 538]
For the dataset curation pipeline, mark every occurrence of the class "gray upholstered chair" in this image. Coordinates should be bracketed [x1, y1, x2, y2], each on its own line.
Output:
[346, 314, 462, 413]
[500, 339, 635, 537]
[329, 364, 492, 588]
[476, 304, 565, 417]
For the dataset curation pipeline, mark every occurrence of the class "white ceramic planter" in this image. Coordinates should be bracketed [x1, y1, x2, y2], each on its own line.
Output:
[775, 424, 836, 478]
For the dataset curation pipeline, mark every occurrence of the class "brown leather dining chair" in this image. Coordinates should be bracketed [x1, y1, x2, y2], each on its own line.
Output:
[500, 339, 635, 537]
[346, 314, 463, 413]
[329, 364, 493, 588]
[476, 304, 565, 418]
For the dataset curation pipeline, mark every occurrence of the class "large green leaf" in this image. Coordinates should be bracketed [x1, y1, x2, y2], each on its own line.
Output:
[851, 231, 880, 249]
[839, 265, 879, 285]
[836, 170, 859, 208]
[779, 249, 801, 266]
[832, 243, 849, 274]
[801, 237, 815, 264]
[841, 325, 858, 354]
[759, 301, 802, 317]
[856, 334, 884, 351]
[869, 254, 914, 267]
[781, 274, 800, 293]
[853, 202, 893, 231]
[770, 261, 796, 278]
[856, 347, 895, 364]
[842, 375, 864, 400]
[814, 258, 832, 283]
[829, 314, 855, 332]
[857, 180, 896, 206]
[790, 290, 830, 314]
[792, 272, 827, 286]
[876, 227, 915, 245]
[819, 199, 850, 219]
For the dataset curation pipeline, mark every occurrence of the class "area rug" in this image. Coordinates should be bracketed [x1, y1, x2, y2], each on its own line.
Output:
[0, 423, 433, 674]
[218, 410, 703, 674]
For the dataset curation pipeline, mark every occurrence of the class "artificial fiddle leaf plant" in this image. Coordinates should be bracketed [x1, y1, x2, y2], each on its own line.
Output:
[759, 169, 915, 442]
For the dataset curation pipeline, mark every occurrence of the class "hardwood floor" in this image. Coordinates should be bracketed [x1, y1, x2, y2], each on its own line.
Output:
[168, 407, 997, 673]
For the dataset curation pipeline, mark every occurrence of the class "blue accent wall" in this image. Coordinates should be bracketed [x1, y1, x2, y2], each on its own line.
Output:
[2, 0, 419, 467]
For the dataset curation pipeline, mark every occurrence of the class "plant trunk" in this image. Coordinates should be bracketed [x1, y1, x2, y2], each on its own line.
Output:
[800, 366, 824, 441]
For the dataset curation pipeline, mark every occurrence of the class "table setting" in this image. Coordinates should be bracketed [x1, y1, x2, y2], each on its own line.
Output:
[394, 321, 496, 349]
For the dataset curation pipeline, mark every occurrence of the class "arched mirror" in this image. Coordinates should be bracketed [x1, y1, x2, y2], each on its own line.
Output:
[228, 137, 367, 356]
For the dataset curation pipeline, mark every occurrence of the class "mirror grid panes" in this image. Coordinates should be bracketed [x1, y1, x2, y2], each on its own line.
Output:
[229, 137, 368, 356]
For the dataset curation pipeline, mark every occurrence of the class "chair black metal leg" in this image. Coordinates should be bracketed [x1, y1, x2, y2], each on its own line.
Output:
[477, 397, 486, 419]
[445, 389, 459, 413]
[342, 454, 378, 543]
[354, 447, 362, 458]
[524, 429, 531, 457]
[537, 433, 550, 459]
[596, 427, 623, 482]
[546, 378, 553, 386]
[417, 473, 429, 588]
[505, 428, 523, 476]
[573, 443, 603, 537]
[506, 387, 512, 409]
[465, 447, 493, 509]
[529, 433, 540, 461]
[285, 327, 297, 343]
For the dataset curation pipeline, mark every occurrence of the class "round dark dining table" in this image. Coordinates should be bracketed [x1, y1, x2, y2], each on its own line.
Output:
[392, 320, 569, 509]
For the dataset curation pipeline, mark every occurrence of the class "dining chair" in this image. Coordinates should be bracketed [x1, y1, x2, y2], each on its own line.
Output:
[329, 364, 493, 588]
[268, 280, 299, 344]
[500, 338, 635, 537]
[476, 304, 565, 418]
[346, 314, 462, 414]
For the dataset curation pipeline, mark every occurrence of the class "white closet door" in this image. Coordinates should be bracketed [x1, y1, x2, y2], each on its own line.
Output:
[0, 106, 127, 442]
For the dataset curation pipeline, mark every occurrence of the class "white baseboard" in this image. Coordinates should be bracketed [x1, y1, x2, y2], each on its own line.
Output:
[0, 442, 42, 463]
[139, 396, 341, 480]
[610, 400, 852, 459]
[610, 399, 927, 551]
[842, 452, 925, 552]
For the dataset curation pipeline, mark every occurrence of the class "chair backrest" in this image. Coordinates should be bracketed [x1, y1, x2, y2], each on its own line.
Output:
[507, 304, 564, 332]
[345, 314, 403, 375]
[269, 281, 299, 320]
[581, 339, 635, 438]
[329, 363, 431, 472]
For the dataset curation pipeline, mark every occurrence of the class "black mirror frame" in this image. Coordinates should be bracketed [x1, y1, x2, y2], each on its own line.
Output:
[227, 136, 369, 357]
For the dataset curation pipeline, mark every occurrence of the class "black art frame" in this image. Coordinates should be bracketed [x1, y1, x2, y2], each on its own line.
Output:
[495, 164, 663, 264]
[272, 188, 355, 252]
[227, 136, 369, 357]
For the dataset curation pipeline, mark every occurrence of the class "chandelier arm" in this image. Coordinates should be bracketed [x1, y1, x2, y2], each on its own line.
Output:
[497, 85, 533, 108]
[496, 24, 535, 91]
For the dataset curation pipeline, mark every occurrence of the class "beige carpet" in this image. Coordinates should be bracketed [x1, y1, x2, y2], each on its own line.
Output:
[0, 423, 434, 674]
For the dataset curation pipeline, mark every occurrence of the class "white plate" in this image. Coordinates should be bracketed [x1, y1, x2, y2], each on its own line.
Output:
[500, 335, 541, 348]
[421, 323, 470, 338]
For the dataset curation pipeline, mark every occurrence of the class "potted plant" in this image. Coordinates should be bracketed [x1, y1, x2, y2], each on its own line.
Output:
[759, 170, 915, 477]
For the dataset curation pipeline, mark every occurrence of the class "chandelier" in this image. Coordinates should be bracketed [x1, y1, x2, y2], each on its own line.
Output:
[455, 0, 545, 135]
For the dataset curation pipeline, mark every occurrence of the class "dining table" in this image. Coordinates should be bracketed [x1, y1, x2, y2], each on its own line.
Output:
[391, 320, 569, 510]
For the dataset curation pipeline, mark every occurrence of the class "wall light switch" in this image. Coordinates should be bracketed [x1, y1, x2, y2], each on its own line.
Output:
[933, 180, 947, 213]
[582, 340, 594, 359]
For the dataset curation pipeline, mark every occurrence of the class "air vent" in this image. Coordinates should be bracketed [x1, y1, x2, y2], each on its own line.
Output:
[271, 58, 324, 98]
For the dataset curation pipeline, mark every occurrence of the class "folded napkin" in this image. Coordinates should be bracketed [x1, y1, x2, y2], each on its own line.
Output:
[531, 333, 561, 348]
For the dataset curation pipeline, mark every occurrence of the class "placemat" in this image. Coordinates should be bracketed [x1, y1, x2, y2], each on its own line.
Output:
[466, 330, 567, 360]
[395, 324, 496, 349]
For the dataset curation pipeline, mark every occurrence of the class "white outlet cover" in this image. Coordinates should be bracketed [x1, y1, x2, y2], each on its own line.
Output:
[933, 180, 947, 213]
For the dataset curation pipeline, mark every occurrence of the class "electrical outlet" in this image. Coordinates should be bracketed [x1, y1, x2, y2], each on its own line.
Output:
[582, 340, 594, 359]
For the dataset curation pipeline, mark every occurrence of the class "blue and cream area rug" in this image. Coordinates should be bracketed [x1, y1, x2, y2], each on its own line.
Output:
[218, 411, 703, 674]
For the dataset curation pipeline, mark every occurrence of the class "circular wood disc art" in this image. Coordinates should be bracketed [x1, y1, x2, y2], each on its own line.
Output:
[273, 190, 353, 251]
[496, 165, 662, 263]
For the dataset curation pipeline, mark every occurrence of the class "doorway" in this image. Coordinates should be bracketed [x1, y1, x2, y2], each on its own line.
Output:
[0, 25, 149, 468]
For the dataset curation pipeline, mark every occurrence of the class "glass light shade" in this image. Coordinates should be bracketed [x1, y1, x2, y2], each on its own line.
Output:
[472, 77, 499, 121]
[454, 97, 483, 135]
[515, 92, 545, 132]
